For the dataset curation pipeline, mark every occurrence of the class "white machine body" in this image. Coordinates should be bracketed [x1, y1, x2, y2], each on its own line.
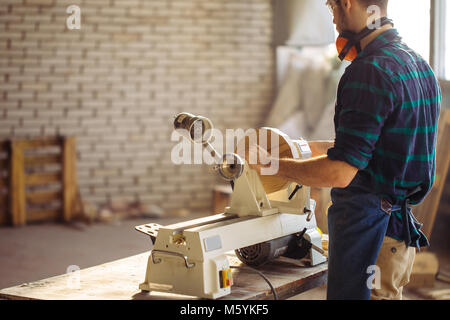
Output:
[138, 126, 326, 299]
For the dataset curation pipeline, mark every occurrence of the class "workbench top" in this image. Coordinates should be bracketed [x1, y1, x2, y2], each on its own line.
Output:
[0, 252, 328, 300]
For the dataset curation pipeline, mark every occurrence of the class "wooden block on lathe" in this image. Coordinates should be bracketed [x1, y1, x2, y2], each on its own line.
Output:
[235, 128, 297, 194]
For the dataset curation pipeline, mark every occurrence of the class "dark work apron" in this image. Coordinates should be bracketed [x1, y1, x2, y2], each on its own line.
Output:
[397, 186, 430, 250]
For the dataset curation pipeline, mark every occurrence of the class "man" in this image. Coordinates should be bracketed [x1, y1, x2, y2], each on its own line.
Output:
[247, 0, 441, 299]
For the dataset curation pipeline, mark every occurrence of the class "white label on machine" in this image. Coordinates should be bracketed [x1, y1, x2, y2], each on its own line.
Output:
[203, 235, 222, 252]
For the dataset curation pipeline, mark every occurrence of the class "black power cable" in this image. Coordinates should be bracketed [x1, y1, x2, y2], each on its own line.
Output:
[230, 265, 278, 300]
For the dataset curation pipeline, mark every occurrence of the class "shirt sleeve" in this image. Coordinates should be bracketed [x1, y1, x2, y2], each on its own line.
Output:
[327, 62, 395, 170]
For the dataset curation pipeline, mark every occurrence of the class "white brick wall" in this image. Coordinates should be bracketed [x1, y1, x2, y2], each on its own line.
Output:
[0, 0, 275, 214]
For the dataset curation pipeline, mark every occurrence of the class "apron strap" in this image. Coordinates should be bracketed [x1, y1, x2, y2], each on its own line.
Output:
[401, 186, 430, 250]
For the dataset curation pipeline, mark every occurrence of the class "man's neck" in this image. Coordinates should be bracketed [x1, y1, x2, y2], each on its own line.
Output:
[360, 24, 392, 50]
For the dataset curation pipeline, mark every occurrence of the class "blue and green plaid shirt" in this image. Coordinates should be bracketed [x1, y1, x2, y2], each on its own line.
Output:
[327, 28, 441, 241]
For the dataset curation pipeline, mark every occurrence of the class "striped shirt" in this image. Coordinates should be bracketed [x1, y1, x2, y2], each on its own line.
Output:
[327, 29, 441, 240]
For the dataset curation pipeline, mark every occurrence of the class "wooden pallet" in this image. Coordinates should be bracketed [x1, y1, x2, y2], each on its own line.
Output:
[3, 137, 79, 226]
[0, 141, 11, 225]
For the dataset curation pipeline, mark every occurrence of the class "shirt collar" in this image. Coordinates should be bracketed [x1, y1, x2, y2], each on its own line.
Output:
[355, 28, 401, 60]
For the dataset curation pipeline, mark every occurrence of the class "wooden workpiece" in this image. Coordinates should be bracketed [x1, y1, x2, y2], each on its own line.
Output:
[235, 128, 302, 195]
[0, 252, 328, 300]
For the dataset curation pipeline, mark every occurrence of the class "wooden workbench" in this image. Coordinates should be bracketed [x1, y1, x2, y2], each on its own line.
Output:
[0, 251, 327, 300]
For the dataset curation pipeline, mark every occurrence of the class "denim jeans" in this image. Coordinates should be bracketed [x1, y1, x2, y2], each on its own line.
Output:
[327, 187, 390, 300]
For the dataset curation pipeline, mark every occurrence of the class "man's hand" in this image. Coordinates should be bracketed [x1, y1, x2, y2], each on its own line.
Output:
[244, 144, 274, 174]
[242, 141, 357, 188]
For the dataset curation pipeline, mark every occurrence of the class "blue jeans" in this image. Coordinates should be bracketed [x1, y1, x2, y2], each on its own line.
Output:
[327, 187, 390, 300]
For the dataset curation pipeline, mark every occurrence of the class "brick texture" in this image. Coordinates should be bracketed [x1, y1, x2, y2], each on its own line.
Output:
[0, 0, 275, 214]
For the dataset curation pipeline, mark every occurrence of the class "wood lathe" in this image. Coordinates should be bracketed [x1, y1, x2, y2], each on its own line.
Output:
[135, 113, 327, 299]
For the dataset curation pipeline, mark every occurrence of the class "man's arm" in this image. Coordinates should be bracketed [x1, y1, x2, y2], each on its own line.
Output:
[308, 140, 335, 157]
[276, 155, 358, 188]
[246, 145, 358, 189]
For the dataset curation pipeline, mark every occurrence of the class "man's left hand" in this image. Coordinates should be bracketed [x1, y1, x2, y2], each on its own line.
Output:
[244, 144, 273, 174]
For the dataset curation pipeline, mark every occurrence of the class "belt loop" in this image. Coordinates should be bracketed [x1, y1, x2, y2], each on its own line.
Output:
[380, 198, 392, 215]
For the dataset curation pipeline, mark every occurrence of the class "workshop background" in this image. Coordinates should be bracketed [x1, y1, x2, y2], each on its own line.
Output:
[0, 0, 276, 214]
[1, 0, 450, 300]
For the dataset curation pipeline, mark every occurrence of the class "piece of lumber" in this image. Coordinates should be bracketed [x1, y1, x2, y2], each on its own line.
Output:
[413, 109, 450, 240]
[0, 141, 10, 225]
[26, 190, 61, 205]
[26, 172, 61, 186]
[20, 138, 61, 149]
[25, 155, 61, 167]
[10, 141, 26, 226]
[439, 173, 450, 217]
[62, 137, 77, 222]
[0, 193, 8, 225]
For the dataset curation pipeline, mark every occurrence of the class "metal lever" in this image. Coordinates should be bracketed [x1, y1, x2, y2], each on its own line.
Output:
[297, 227, 307, 238]
[310, 243, 325, 255]
[297, 228, 327, 257]
[288, 184, 303, 200]
[151, 249, 195, 269]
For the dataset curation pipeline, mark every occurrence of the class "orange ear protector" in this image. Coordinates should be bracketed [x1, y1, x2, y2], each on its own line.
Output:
[336, 17, 394, 62]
